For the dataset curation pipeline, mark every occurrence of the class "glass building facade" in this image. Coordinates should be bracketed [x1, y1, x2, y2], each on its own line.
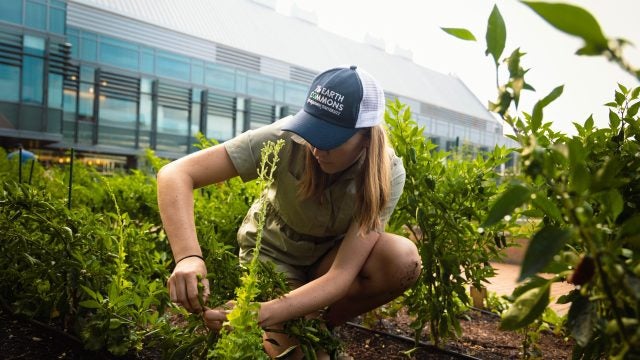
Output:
[0, 0, 510, 168]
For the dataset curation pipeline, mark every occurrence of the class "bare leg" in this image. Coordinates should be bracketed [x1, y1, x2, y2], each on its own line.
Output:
[262, 279, 306, 358]
[263, 313, 331, 359]
[310, 232, 421, 327]
[262, 232, 421, 358]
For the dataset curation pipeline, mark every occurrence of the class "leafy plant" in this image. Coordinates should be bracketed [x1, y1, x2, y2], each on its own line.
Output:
[444, 2, 640, 358]
[385, 100, 513, 346]
[212, 139, 284, 359]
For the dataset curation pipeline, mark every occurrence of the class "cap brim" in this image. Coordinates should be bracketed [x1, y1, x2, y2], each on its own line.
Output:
[282, 110, 359, 150]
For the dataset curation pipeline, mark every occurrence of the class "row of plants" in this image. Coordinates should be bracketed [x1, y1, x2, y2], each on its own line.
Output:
[0, 135, 338, 359]
[442, 1, 640, 358]
[2, 1, 638, 359]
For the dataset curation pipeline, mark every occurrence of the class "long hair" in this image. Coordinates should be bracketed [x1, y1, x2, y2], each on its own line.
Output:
[298, 125, 390, 235]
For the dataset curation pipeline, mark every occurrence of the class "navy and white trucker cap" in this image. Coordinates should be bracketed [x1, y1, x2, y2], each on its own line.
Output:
[282, 65, 385, 150]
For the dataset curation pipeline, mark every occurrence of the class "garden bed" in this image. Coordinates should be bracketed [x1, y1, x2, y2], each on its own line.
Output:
[1, 307, 572, 359]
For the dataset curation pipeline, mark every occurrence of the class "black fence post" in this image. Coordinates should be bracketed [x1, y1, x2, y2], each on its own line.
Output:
[67, 148, 74, 210]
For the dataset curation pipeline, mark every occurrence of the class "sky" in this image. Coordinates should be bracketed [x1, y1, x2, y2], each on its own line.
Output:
[275, 0, 640, 135]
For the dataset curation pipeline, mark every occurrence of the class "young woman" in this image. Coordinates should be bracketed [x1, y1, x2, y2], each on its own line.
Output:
[157, 65, 422, 358]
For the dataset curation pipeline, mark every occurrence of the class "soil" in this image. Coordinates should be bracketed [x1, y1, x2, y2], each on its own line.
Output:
[0, 307, 573, 359]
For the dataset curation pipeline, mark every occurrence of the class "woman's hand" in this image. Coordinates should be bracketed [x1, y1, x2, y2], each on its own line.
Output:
[168, 256, 209, 313]
[203, 301, 235, 332]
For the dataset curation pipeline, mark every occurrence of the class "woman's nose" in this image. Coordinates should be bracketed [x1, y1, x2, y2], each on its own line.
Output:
[311, 145, 330, 158]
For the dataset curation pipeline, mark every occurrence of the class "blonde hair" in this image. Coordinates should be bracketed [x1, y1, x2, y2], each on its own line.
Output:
[298, 125, 390, 235]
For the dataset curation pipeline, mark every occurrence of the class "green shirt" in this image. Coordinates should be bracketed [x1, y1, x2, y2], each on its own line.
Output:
[223, 117, 406, 266]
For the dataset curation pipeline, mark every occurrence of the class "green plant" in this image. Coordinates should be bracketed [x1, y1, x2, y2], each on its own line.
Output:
[445, 2, 640, 358]
[212, 139, 285, 359]
[484, 291, 511, 315]
[385, 100, 513, 346]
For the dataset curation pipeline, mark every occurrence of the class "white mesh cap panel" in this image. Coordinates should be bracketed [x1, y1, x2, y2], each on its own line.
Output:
[354, 67, 385, 128]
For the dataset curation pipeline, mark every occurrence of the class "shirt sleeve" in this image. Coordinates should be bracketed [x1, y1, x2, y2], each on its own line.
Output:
[223, 118, 289, 182]
[380, 151, 406, 226]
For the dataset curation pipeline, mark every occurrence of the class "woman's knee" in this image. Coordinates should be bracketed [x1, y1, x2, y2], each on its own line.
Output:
[370, 233, 422, 289]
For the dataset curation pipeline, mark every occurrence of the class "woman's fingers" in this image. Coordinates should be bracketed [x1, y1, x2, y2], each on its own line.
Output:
[168, 278, 176, 303]
[185, 277, 201, 312]
[200, 277, 210, 305]
[203, 308, 229, 331]
[168, 257, 208, 312]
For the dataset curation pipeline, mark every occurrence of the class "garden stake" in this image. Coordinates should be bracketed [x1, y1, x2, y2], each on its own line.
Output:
[28, 158, 35, 185]
[68, 148, 74, 210]
[18, 148, 22, 183]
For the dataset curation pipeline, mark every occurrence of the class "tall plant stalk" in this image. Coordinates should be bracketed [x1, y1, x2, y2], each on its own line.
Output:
[212, 139, 284, 359]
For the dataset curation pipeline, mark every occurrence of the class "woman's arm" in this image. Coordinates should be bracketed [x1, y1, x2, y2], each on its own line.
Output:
[257, 222, 380, 328]
[157, 144, 239, 313]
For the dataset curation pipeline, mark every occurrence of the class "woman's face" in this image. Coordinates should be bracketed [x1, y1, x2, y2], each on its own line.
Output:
[309, 131, 369, 174]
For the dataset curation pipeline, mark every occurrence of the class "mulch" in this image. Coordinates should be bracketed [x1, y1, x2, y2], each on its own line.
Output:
[0, 307, 573, 359]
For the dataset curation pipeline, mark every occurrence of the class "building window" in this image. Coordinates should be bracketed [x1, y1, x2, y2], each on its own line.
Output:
[235, 97, 245, 136]
[140, 48, 154, 74]
[80, 32, 97, 62]
[97, 71, 140, 148]
[138, 78, 152, 149]
[247, 73, 274, 100]
[23, 35, 45, 55]
[191, 60, 204, 85]
[206, 113, 233, 141]
[248, 99, 274, 129]
[66, 28, 79, 59]
[205, 63, 235, 92]
[49, 1, 66, 34]
[77, 66, 95, 123]
[0, 64, 20, 102]
[22, 56, 44, 104]
[47, 73, 64, 134]
[48, 73, 63, 109]
[98, 96, 138, 147]
[25, 0, 47, 31]
[99, 36, 139, 72]
[156, 51, 190, 82]
[157, 106, 189, 151]
[62, 65, 79, 140]
[206, 92, 235, 142]
[0, 1, 23, 24]
[235, 71, 247, 93]
[274, 80, 284, 103]
[285, 82, 307, 107]
[156, 82, 190, 153]
[190, 88, 202, 138]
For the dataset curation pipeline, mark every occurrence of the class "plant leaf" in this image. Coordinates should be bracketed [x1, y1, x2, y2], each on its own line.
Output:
[531, 195, 563, 223]
[441, 27, 477, 41]
[519, 226, 571, 281]
[615, 91, 626, 106]
[79, 299, 101, 309]
[483, 184, 531, 227]
[500, 282, 551, 330]
[485, 4, 506, 65]
[608, 109, 621, 129]
[521, 1, 608, 51]
[618, 83, 629, 94]
[531, 85, 564, 130]
[627, 101, 640, 118]
[567, 294, 594, 347]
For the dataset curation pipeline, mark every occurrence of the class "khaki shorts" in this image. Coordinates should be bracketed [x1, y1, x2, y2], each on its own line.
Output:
[238, 202, 343, 285]
[239, 243, 337, 286]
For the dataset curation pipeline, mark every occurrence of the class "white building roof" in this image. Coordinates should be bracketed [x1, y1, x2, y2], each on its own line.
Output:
[69, 0, 496, 123]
